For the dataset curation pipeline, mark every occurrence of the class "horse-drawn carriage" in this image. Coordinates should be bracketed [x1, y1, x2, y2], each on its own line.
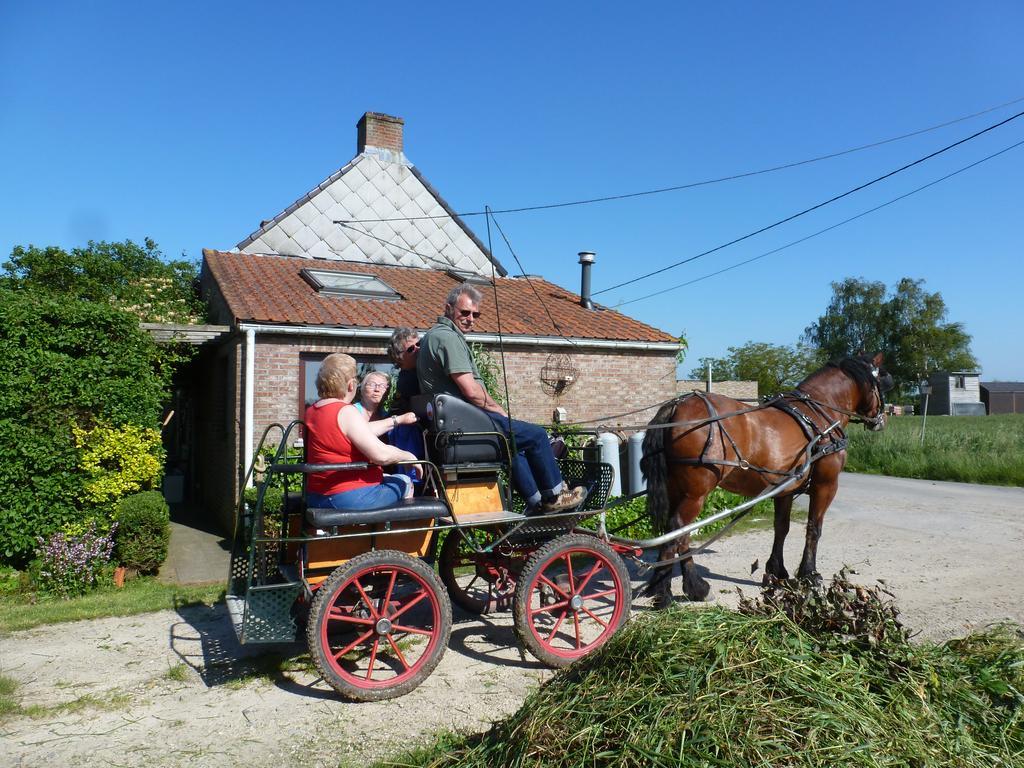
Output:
[227, 354, 892, 701]
[227, 393, 633, 701]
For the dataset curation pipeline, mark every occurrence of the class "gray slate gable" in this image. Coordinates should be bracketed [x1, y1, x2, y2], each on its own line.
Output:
[237, 148, 505, 277]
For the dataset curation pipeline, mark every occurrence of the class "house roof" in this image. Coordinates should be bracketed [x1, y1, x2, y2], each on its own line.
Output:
[202, 250, 677, 344]
[980, 381, 1024, 393]
[235, 151, 505, 277]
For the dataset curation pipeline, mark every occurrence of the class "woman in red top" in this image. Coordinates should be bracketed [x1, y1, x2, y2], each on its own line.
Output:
[305, 353, 419, 510]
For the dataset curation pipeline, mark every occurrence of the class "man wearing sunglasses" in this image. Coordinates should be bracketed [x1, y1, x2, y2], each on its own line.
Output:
[418, 284, 585, 514]
[388, 326, 421, 415]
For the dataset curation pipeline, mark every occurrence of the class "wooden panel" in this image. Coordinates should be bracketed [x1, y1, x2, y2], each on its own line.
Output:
[304, 518, 435, 575]
[445, 479, 504, 521]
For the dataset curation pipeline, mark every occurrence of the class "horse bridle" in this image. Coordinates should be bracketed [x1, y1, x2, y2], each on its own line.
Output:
[803, 363, 887, 430]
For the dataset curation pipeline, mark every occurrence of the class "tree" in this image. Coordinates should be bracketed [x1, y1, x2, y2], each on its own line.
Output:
[0, 238, 199, 566]
[690, 341, 818, 397]
[802, 277, 977, 400]
[1, 239, 205, 324]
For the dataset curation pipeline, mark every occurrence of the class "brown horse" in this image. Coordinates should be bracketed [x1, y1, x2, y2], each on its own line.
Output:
[640, 353, 893, 606]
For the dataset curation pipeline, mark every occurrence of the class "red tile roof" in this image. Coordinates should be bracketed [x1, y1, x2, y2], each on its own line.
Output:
[202, 250, 676, 343]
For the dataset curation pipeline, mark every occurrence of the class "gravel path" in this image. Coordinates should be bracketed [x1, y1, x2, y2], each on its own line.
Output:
[3, 473, 1022, 768]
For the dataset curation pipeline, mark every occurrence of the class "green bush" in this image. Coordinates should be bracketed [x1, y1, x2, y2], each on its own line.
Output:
[0, 288, 172, 565]
[113, 491, 171, 574]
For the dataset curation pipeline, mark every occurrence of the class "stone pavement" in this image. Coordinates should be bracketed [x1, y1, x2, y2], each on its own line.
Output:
[158, 504, 231, 585]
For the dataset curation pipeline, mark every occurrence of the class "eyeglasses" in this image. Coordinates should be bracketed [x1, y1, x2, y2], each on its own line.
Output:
[458, 309, 482, 319]
[364, 382, 388, 391]
[404, 342, 420, 354]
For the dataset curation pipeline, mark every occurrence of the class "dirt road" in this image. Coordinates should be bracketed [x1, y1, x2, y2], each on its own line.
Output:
[3, 474, 1022, 768]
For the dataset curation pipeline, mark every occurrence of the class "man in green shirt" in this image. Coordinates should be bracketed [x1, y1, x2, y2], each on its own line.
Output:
[417, 283, 585, 513]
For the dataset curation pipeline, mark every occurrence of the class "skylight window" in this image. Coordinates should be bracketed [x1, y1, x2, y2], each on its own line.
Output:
[301, 269, 400, 299]
[446, 268, 493, 286]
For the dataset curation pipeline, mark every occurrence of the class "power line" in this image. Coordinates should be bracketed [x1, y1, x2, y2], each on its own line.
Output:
[486, 211, 578, 346]
[335, 221, 457, 271]
[333, 95, 1024, 225]
[611, 138, 1024, 308]
[592, 109, 1024, 297]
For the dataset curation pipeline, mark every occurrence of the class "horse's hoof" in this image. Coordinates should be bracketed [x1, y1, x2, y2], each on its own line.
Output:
[684, 579, 711, 602]
[651, 591, 674, 610]
[765, 562, 789, 581]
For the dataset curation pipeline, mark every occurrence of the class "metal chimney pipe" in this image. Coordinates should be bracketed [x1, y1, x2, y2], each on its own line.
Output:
[578, 251, 595, 309]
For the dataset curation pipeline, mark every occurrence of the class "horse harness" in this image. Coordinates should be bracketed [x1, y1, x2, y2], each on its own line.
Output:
[663, 390, 850, 490]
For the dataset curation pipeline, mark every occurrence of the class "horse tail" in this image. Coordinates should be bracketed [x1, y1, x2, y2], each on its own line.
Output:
[641, 400, 678, 534]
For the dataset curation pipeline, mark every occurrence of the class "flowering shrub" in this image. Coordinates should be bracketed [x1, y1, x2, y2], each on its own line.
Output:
[35, 522, 117, 598]
[74, 423, 164, 509]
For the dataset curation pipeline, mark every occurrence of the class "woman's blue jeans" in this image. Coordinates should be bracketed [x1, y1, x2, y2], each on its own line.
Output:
[307, 475, 412, 511]
[485, 413, 563, 508]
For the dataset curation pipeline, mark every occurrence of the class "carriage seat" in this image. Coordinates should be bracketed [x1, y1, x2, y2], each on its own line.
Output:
[305, 497, 449, 529]
[411, 393, 506, 466]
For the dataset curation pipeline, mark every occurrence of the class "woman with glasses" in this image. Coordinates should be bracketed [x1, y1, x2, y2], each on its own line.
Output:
[305, 353, 420, 511]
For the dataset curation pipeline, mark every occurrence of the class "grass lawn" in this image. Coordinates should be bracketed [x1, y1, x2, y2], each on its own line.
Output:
[0, 577, 224, 635]
[846, 413, 1024, 486]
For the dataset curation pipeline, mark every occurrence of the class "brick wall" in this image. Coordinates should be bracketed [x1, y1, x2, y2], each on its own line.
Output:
[494, 347, 678, 429]
[677, 379, 758, 401]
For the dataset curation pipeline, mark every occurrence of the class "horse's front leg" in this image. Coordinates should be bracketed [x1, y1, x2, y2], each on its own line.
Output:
[797, 476, 839, 583]
[765, 494, 793, 582]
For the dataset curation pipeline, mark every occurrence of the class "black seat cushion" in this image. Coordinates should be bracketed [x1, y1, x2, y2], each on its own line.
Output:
[412, 393, 506, 465]
[305, 497, 450, 529]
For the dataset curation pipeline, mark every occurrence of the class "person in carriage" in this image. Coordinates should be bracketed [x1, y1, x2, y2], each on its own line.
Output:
[417, 283, 585, 514]
[305, 353, 420, 511]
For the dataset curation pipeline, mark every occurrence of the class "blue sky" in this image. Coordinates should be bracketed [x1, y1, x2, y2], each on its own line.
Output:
[2, 2, 1021, 379]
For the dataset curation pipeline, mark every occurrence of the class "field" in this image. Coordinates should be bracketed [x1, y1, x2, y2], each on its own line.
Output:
[845, 413, 1024, 486]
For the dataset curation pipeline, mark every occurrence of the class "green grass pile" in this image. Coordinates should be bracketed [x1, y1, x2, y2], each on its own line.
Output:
[846, 413, 1024, 486]
[386, 575, 1024, 768]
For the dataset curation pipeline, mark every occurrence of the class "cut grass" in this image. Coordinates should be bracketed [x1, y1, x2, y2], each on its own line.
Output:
[0, 673, 134, 723]
[847, 413, 1024, 486]
[0, 577, 225, 634]
[382, 580, 1024, 768]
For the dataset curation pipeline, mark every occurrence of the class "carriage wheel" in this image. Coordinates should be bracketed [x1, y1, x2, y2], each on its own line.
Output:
[513, 534, 631, 668]
[438, 527, 524, 614]
[306, 550, 452, 701]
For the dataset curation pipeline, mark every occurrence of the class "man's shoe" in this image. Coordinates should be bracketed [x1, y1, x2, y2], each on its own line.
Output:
[540, 485, 587, 513]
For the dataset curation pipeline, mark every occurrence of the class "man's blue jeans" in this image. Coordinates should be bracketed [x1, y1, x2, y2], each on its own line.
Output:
[486, 413, 563, 508]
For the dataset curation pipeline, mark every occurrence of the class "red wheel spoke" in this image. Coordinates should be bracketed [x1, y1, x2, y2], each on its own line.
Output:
[352, 577, 379, 620]
[545, 609, 568, 643]
[389, 588, 429, 621]
[580, 587, 617, 601]
[332, 628, 376, 661]
[386, 636, 411, 671]
[564, 553, 576, 593]
[382, 568, 398, 608]
[575, 559, 605, 593]
[529, 598, 570, 617]
[573, 610, 582, 649]
[391, 623, 434, 637]
[537, 573, 569, 599]
[327, 608, 374, 627]
[365, 637, 381, 680]
[579, 604, 609, 628]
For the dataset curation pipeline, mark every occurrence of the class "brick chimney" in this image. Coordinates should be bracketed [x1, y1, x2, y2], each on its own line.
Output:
[357, 112, 404, 154]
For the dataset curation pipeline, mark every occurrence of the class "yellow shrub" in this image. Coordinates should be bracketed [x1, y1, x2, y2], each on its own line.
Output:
[74, 424, 165, 508]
